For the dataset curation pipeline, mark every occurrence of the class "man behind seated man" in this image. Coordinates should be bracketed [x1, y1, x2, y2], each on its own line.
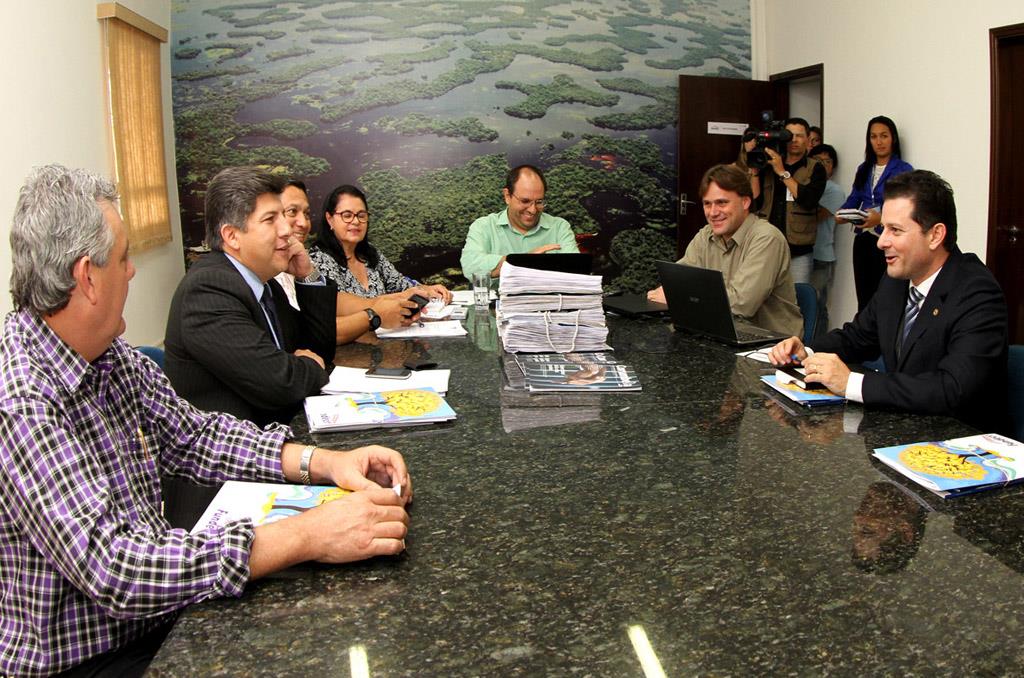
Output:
[648, 163, 803, 336]
[769, 170, 1008, 432]
[0, 165, 411, 676]
[460, 164, 579, 278]
[272, 179, 418, 342]
[164, 167, 338, 528]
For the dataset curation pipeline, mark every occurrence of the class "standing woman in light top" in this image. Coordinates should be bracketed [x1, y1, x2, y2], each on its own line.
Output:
[308, 184, 451, 303]
[836, 116, 913, 310]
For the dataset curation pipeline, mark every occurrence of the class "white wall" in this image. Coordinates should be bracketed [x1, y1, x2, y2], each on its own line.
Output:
[756, 0, 1023, 329]
[3, 0, 182, 346]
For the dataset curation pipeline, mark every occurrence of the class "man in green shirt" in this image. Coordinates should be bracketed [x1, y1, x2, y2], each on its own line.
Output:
[460, 164, 579, 278]
[648, 163, 803, 336]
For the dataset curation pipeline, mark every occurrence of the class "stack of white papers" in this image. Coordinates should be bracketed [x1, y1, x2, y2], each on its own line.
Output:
[501, 309, 611, 353]
[323, 366, 451, 395]
[376, 320, 468, 338]
[498, 262, 603, 295]
[497, 263, 608, 353]
[499, 294, 603, 314]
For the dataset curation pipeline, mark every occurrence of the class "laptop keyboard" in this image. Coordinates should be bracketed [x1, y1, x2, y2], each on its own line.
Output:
[735, 328, 775, 343]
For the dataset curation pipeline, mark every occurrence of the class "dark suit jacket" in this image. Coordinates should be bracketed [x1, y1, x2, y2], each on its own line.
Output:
[164, 252, 337, 427]
[811, 249, 1008, 432]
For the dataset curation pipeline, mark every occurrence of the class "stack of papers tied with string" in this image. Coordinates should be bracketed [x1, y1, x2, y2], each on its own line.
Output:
[497, 262, 609, 353]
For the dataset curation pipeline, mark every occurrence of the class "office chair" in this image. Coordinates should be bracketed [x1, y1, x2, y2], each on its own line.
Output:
[135, 345, 165, 370]
[1008, 345, 1024, 441]
[794, 282, 817, 345]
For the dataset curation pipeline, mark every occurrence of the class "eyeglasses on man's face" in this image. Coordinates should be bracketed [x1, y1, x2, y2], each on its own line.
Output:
[511, 194, 546, 209]
[333, 210, 370, 223]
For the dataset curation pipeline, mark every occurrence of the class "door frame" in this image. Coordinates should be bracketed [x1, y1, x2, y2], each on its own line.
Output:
[987, 22, 1024, 259]
[769, 63, 824, 127]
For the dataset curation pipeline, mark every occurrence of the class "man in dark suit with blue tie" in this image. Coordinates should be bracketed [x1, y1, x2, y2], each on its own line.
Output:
[163, 167, 339, 526]
[770, 170, 1008, 432]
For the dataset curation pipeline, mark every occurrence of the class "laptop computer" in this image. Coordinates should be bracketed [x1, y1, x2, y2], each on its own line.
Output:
[603, 293, 668, 317]
[505, 253, 592, 275]
[655, 260, 789, 347]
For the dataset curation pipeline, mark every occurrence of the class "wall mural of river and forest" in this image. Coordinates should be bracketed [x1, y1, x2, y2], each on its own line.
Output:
[171, 0, 751, 291]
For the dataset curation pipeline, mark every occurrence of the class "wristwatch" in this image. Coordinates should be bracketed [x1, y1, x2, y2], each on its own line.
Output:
[365, 308, 382, 331]
[779, 171, 792, 180]
[298, 445, 315, 484]
[298, 268, 323, 284]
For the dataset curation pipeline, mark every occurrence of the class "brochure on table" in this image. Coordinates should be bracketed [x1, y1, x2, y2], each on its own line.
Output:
[512, 352, 642, 392]
[191, 481, 349, 533]
[304, 387, 456, 432]
[760, 374, 845, 406]
[873, 433, 1024, 498]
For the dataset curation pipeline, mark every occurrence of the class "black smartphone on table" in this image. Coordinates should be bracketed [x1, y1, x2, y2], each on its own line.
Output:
[365, 366, 412, 379]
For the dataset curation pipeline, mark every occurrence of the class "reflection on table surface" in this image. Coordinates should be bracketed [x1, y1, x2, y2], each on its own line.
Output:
[149, 314, 1024, 676]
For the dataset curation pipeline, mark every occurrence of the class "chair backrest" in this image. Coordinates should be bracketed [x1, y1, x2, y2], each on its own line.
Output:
[794, 282, 817, 345]
[136, 345, 165, 370]
[1008, 345, 1024, 442]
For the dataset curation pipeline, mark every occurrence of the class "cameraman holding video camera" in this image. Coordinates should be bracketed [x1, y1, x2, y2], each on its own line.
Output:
[745, 117, 827, 284]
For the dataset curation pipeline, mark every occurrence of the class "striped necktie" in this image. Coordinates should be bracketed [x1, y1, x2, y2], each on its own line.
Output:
[898, 286, 924, 356]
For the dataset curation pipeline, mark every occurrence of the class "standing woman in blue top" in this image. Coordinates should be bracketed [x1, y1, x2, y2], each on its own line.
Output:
[836, 116, 913, 310]
[308, 184, 451, 303]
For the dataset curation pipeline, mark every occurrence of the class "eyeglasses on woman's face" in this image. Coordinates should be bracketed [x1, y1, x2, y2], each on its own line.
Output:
[333, 210, 369, 223]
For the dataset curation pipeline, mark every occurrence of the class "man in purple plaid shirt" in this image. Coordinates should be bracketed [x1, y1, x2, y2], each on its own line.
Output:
[0, 165, 413, 677]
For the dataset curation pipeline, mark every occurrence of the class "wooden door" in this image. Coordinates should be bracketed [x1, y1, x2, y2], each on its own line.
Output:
[676, 75, 787, 255]
[988, 24, 1024, 343]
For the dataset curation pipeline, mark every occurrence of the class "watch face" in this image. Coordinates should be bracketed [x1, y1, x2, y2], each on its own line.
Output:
[366, 309, 381, 330]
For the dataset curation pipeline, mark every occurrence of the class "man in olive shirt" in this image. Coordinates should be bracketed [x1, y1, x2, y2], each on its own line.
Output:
[648, 164, 803, 336]
[460, 164, 579, 278]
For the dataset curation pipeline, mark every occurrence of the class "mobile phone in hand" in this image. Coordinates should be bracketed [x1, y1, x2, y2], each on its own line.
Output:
[404, 293, 430, 318]
[365, 366, 412, 379]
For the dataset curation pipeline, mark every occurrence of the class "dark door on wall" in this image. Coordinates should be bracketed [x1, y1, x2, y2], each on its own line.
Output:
[676, 75, 787, 255]
[988, 24, 1024, 343]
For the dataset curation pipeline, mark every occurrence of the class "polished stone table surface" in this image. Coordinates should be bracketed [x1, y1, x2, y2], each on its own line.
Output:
[149, 311, 1024, 676]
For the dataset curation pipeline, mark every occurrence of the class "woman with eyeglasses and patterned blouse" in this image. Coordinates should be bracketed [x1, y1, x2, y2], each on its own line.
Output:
[308, 184, 451, 304]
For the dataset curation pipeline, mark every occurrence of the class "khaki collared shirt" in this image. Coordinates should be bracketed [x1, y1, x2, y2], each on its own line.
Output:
[679, 213, 803, 336]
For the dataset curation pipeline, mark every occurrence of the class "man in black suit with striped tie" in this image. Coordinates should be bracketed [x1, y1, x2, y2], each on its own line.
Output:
[163, 167, 339, 527]
[769, 170, 1008, 432]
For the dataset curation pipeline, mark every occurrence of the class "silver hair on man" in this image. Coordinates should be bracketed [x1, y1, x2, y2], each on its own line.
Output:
[9, 165, 119, 316]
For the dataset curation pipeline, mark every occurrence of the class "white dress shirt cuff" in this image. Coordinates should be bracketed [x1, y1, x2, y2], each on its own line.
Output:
[845, 371, 865, 403]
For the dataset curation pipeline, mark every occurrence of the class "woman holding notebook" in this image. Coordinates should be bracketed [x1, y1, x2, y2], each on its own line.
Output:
[836, 116, 913, 310]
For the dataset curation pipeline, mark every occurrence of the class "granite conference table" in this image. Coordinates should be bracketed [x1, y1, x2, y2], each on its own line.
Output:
[149, 311, 1024, 676]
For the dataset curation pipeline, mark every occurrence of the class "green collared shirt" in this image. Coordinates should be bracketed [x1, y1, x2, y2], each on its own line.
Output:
[679, 213, 803, 336]
[460, 209, 579, 277]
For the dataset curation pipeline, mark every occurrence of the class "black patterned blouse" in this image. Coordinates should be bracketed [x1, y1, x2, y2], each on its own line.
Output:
[308, 246, 413, 298]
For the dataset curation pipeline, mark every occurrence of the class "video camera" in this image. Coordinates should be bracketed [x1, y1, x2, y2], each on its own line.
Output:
[742, 117, 793, 170]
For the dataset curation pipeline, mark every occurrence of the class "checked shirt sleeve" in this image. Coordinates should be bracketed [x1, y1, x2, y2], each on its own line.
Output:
[0, 393, 256, 621]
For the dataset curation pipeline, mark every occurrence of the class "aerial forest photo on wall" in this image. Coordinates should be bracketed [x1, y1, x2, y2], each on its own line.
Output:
[171, 0, 750, 290]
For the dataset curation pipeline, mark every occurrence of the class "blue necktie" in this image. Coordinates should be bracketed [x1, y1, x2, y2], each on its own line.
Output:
[898, 286, 923, 357]
[260, 284, 283, 349]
